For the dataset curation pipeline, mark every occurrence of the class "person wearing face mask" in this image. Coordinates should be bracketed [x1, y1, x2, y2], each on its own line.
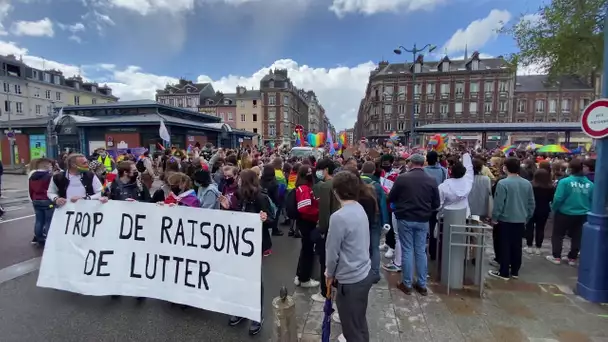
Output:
[193, 164, 220, 209]
[220, 165, 240, 211]
[159, 172, 200, 207]
[28, 158, 55, 246]
[47, 153, 108, 210]
[108, 161, 151, 203]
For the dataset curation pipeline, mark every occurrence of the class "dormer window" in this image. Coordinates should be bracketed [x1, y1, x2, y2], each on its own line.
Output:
[186, 88, 191, 93]
[442, 61, 449, 71]
[91, 86, 96, 93]
[206, 99, 214, 105]
[269, 80, 274, 88]
[414, 63, 421, 73]
[472, 60, 479, 70]
[169, 89, 173, 94]
[223, 99, 231, 105]
[74, 82, 79, 90]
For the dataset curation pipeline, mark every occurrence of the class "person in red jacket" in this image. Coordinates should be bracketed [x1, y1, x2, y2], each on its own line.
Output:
[294, 165, 320, 288]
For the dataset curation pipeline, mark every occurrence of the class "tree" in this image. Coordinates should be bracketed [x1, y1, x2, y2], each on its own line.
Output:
[501, 0, 606, 78]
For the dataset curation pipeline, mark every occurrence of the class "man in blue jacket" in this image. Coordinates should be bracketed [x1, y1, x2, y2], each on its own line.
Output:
[361, 161, 390, 283]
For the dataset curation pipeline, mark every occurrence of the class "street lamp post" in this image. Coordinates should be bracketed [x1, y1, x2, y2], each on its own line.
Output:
[394, 43, 436, 146]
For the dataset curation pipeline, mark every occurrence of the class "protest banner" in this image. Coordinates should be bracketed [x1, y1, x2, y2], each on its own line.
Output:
[37, 200, 263, 322]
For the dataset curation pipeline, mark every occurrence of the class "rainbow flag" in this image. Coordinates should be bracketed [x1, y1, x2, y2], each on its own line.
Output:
[275, 169, 287, 197]
[389, 131, 399, 141]
[338, 132, 347, 147]
[307, 132, 325, 147]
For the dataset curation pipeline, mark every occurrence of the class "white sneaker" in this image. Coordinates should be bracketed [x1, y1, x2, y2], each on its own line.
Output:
[332, 311, 341, 324]
[379, 243, 388, 251]
[535, 248, 541, 255]
[524, 246, 534, 254]
[546, 255, 561, 265]
[299, 279, 320, 288]
[384, 248, 394, 259]
[294, 276, 300, 286]
[311, 293, 325, 303]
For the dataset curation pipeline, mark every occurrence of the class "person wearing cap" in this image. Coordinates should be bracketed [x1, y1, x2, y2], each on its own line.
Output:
[388, 153, 440, 296]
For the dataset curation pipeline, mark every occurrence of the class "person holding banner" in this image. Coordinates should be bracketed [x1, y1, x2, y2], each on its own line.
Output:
[47, 154, 108, 207]
[222, 169, 271, 336]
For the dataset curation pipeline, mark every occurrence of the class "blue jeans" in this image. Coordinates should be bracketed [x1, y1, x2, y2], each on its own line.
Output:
[397, 220, 429, 288]
[33, 200, 54, 242]
[369, 224, 381, 280]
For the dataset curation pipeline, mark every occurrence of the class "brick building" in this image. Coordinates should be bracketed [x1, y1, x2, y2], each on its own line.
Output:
[259, 69, 309, 146]
[355, 52, 515, 144]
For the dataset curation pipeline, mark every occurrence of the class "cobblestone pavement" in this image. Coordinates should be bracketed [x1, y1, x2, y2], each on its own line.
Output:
[294, 236, 608, 342]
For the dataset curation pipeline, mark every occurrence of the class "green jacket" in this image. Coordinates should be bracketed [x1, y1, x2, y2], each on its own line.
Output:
[313, 179, 340, 234]
[552, 175, 594, 216]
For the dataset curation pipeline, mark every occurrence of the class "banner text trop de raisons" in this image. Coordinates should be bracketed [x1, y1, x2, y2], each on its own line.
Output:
[62, 209, 257, 291]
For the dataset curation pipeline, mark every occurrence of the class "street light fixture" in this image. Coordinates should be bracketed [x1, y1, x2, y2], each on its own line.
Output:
[394, 43, 437, 147]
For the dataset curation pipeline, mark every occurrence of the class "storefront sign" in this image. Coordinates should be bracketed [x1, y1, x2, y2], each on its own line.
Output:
[30, 134, 47, 159]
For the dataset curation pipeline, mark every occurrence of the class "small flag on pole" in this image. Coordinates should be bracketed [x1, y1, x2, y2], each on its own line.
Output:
[159, 120, 171, 143]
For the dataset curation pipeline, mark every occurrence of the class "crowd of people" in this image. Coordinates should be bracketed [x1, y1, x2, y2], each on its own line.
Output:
[25, 141, 597, 341]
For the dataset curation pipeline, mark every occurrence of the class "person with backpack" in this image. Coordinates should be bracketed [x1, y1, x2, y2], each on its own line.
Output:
[260, 165, 282, 237]
[108, 161, 152, 203]
[292, 165, 320, 288]
[47, 154, 108, 208]
[28, 158, 54, 246]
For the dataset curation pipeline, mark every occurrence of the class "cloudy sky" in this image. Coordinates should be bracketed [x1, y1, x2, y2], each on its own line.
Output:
[0, 0, 541, 130]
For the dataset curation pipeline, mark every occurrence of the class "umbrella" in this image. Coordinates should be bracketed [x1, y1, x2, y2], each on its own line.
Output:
[321, 282, 334, 342]
[537, 144, 570, 153]
[526, 143, 543, 150]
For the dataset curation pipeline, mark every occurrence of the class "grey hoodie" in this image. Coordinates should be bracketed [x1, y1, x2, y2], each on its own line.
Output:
[197, 183, 220, 209]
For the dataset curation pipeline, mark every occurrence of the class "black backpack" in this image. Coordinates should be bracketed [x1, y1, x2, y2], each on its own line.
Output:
[285, 189, 299, 220]
[136, 159, 146, 173]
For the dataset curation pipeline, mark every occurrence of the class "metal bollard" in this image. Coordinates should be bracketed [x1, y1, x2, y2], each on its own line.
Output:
[271, 286, 297, 342]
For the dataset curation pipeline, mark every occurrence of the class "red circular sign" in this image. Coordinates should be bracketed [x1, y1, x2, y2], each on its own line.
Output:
[581, 99, 608, 139]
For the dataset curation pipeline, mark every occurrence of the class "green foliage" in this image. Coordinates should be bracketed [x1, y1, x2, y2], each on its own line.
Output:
[501, 0, 606, 78]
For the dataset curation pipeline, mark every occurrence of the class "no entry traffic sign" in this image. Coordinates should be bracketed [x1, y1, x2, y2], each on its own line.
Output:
[581, 99, 608, 139]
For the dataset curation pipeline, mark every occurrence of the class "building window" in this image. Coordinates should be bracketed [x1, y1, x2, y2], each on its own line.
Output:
[32, 70, 38, 79]
[455, 82, 464, 94]
[92, 98, 97, 104]
[14, 85, 21, 94]
[440, 103, 448, 114]
[241, 114, 246, 122]
[44, 73, 50, 82]
[499, 101, 507, 112]
[178, 98, 184, 107]
[384, 122, 391, 131]
[397, 122, 405, 130]
[74, 96, 80, 105]
[470, 82, 479, 93]
[55, 91, 61, 101]
[268, 124, 276, 136]
[580, 98, 591, 110]
[384, 104, 392, 114]
[471, 60, 479, 70]
[252, 99, 257, 107]
[169, 99, 175, 106]
[384, 85, 393, 101]
[414, 84, 421, 94]
[91, 86, 96, 93]
[239, 100, 244, 108]
[74, 82, 80, 90]
[4, 100, 9, 112]
[469, 102, 477, 113]
[426, 103, 434, 113]
[269, 81, 274, 88]
[440, 83, 449, 94]
[536, 100, 545, 113]
[268, 95, 276, 105]
[223, 99, 231, 105]
[16, 102, 23, 113]
[34, 88, 40, 97]
[54, 76, 60, 85]
[484, 81, 493, 92]
[455, 102, 463, 113]
[283, 95, 289, 106]
[159, 98, 166, 104]
[45, 90, 51, 99]
[2, 82, 8, 92]
[484, 102, 492, 113]
[228, 112, 233, 121]
[283, 124, 290, 135]
[268, 108, 276, 120]
[253, 114, 258, 122]
[414, 63, 421, 73]
[548, 99, 557, 113]
[398, 85, 406, 100]
[517, 100, 525, 112]
[414, 103, 420, 114]
[283, 109, 289, 121]
[186, 98, 192, 107]
[253, 128, 258, 134]
[397, 104, 405, 114]
[35, 105, 41, 114]
[499, 81, 507, 92]
[562, 99, 571, 112]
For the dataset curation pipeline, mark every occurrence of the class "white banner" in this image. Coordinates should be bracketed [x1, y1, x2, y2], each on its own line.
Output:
[37, 200, 262, 322]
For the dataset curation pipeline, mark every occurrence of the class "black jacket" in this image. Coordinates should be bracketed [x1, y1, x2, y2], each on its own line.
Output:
[260, 177, 279, 206]
[109, 179, 151, 202]
[388, 168, 439, 222]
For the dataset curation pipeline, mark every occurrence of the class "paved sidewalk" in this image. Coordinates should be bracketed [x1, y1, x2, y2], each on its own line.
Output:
[294, 239, 608, 342]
